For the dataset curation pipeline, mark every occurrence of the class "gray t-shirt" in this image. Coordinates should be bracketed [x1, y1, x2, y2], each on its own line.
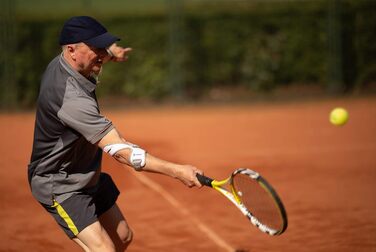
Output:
[28, 54, 114, 205]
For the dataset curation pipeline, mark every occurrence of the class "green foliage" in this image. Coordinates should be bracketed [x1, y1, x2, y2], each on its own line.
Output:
[1, 0, 375, 108]
[351, 0, 376, 87]
[97, 17, 171, 99]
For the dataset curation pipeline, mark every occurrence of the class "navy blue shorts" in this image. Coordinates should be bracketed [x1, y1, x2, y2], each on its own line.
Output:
[41, 172, 120, 239]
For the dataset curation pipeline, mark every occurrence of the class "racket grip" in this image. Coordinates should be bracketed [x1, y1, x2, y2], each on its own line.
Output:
[196, 173, 214, 187]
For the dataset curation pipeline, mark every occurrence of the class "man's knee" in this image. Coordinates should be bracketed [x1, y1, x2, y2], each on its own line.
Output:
[124, 228, 133, 244]
[118, 228, 133, 251]
[76, 221, 117, 252]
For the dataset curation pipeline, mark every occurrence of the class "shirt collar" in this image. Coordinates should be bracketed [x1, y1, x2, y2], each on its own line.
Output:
[59, 53, 97, 92]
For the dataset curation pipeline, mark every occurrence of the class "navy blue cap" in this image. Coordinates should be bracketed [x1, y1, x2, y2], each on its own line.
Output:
[59, 16, 120, 48]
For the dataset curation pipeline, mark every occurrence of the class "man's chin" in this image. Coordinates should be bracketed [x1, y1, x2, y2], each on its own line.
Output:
[92, 65, 103, 75]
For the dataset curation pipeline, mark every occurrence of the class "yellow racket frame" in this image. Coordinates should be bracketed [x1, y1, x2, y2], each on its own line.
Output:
[197, 168, 288, 236]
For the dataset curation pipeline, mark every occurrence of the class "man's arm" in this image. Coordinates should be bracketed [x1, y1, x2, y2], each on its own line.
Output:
[97, 128, 203, 188]
[103, 43, 132, 63]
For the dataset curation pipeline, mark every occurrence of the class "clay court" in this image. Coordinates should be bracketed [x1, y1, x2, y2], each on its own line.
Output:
[1, 97, 375, 252]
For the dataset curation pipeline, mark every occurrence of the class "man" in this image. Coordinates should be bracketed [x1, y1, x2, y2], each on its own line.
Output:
[28, 16, 203, 252]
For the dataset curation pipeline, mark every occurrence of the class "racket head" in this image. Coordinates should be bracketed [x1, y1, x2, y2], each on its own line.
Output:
[230, 168, 288, 235]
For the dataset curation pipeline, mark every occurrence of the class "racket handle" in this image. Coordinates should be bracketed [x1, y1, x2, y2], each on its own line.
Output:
[196, 173, 214, 187]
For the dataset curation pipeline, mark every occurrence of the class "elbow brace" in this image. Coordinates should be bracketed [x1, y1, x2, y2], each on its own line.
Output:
[103, 143, 146, 170]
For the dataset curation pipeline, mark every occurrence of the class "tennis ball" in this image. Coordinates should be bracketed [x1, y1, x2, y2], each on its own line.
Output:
[329, 107, 349, 126]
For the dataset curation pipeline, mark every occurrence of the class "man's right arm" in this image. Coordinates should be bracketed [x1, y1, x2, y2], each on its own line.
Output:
[97, 128, 203, 188]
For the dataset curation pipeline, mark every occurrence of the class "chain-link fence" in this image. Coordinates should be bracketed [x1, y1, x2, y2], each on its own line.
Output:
[1, 0, 375, 108]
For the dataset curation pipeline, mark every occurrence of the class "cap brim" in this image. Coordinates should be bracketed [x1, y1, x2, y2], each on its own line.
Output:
[84, 32, 120, 48]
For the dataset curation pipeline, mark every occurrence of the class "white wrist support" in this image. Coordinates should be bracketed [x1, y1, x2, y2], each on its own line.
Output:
[106, 47, 114, 57]
[103, 143, 146, 170]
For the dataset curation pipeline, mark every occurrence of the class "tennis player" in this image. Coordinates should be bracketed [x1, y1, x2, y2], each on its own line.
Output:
[28, 16, 203, 252]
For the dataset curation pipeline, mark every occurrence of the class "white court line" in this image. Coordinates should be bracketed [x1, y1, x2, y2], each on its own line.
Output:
[129, 170, 235, 252]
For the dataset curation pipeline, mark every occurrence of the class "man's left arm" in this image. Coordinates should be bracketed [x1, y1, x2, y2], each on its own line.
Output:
[104, 43, 132, 63]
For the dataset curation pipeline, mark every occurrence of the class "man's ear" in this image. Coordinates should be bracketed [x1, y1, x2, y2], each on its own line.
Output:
[66, 44, 77, 60]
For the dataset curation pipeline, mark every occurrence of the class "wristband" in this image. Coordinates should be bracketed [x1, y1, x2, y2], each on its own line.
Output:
[106, 47, 114, 57]
[106, 47, 115, 60]
[103, 143, 146, 170]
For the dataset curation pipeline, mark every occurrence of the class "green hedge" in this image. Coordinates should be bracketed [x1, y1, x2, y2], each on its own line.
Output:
[2, 0, 376, 107]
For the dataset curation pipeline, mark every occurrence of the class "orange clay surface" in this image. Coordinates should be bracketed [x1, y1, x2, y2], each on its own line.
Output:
[1, 97, 376, 252]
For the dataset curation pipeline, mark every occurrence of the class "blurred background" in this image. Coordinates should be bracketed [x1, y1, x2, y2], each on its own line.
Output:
[0, 0, 375, 109]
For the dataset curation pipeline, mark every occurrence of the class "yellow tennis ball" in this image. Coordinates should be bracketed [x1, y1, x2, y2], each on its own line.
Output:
[330, 107, 349, 126]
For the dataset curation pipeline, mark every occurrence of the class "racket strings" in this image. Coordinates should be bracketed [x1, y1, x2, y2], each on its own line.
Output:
[232, 174, 284, 231]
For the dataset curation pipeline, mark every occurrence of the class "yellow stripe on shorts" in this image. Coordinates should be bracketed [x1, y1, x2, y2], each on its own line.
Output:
[52, 200, 79, 236]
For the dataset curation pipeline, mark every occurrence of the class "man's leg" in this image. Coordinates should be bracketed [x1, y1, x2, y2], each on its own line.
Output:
[99, 203, 133, 252]
[72, 237, 90, 252]
[74, 221, 116, 252]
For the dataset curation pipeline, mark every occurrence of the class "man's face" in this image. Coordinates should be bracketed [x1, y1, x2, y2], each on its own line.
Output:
[73, 43, 109, 77]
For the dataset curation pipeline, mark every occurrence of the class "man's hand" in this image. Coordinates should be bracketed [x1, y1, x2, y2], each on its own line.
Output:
[173, 164, 203, 188]
[107, 43, 132, 62]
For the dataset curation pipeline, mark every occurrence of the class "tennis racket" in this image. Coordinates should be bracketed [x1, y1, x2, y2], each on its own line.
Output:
[196, 168, 288, 236]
